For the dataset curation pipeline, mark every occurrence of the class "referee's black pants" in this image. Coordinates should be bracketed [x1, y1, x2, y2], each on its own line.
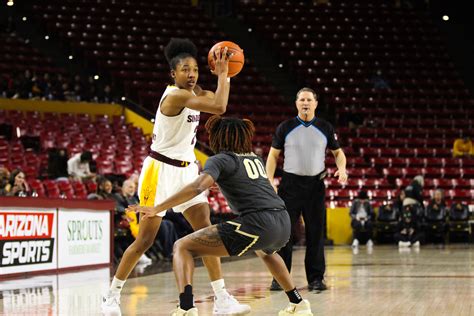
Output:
[277, 171, 326, 283]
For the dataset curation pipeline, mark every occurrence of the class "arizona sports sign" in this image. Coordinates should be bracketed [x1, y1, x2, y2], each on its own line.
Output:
[0, 209, 57, 274]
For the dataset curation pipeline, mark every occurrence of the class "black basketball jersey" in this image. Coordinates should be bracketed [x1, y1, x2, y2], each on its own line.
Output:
[203, 151, 286, 214]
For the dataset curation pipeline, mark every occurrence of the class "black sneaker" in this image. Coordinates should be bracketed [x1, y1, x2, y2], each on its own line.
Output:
[308, 279, 327, 292]
[269, 279, 283, 291]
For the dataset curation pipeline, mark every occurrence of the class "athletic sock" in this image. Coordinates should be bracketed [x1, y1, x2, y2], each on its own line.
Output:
[109, 277, 126, 295]
[211, 279, 228, 300]
[286, 288, 303, 304]
[179, 285, 194, 310]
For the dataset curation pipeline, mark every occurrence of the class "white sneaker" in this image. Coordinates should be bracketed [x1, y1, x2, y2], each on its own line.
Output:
[278, 299, 313, 316]
[171, 307, 199, 316]
[138, 254, 152, 264]
[398, 241, 410, 248]
[101, 293, 121, 315]
[412, 241, 420, 248]
[351, 239, 359, 248]
[352, 247, 359, 255]
[366, 239, 373, 247]
[213, 294, 251, 315]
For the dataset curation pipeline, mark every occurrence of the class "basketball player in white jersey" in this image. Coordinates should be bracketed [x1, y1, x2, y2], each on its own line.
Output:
[102, 38, 250, 315]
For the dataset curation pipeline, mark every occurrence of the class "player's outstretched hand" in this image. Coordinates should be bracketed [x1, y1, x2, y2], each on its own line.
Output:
[335, 169, 348, 184]
[126, 204, 160, 219]
[211, 46, 231, 77]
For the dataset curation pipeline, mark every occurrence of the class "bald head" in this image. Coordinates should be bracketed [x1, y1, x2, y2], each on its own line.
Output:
[122, 179, 136, 198]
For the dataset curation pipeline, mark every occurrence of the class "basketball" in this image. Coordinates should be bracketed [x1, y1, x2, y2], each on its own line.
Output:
[208, 41, 245, 78]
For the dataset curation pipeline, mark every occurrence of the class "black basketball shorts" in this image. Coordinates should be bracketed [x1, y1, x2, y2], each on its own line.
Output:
[216, 209, 291, 256]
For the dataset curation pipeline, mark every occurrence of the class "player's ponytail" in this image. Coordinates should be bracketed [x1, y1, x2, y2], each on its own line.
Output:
[164, 38, 198, 70]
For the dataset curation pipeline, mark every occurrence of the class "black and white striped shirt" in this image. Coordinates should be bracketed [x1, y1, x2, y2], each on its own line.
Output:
[272, 116, 340, 176]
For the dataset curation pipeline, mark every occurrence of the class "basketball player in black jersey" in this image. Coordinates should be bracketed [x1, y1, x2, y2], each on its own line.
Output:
[128, 116, 313, 316]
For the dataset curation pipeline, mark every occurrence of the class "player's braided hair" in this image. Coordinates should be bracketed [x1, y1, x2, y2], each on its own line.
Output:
[205, 115, 255, 154]
[164, 38, 198, 70]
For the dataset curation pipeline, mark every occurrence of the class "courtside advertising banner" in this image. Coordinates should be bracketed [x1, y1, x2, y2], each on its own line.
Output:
[57, 209, 110, 268]
[0, 208, 57, 275]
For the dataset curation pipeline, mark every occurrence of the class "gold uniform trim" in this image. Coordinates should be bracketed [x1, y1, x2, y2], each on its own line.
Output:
[227, 221, 259, 256]
[139, 159, 162, 207]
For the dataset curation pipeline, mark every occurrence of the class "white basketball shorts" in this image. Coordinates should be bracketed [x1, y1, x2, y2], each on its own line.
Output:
[137, 156, 208, 216]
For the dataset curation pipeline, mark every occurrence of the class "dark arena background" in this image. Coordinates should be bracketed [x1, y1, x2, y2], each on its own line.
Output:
[0, 1, 473, 315]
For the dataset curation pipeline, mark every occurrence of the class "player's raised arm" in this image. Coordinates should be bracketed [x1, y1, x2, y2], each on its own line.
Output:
[165, 47, 231, 115]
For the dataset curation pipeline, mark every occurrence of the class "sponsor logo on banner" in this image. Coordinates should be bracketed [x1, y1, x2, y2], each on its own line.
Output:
[57, 210, 110, 268]
[0, 212, 55, 267]
[67, 220, 104, 255]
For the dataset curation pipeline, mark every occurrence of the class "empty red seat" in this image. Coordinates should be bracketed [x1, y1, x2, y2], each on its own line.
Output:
[423, 167, 443, 178]
[96, 160, 114, 174]
[390, 158, 407, 168]
[447, 189, 473, 202]
[371, 157, 390, 168]
[415, 148, 434, 158]
[402, 168, 420, 178]
[362, 168, 380, 178]
[84, 181, 98, 194]
[406, 158, 425, 168]
[360, 148, 380, 158]
[115, 160, 134, 175]
[462, 168, 474, 178]
[29, 179, 46, 197]
[342, 179, 362, 189]
[443, 168, 461, 178]
[395, 178, 411, 188]
[453, 179, 472, 189]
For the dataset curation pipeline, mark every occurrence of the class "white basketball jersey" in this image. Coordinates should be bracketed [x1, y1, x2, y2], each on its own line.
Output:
[150, 85, 200, 162]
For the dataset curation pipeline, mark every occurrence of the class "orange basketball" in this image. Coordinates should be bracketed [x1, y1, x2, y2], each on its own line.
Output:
[208, 41, 245, 78]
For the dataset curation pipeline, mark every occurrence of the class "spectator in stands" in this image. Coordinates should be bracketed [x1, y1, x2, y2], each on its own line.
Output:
[112, 179, 152, 264]
[97, 177, 114, 199]
[453, 137, 473, 157]
[47, 148, 69, 180]
[115, 179, 179, 260]
[67, 151, 95, 181]
[403, 175, 424, 207]
[127, 173, 140, 200]
[0, 167, 10, 196]
[163, 209, 194, 238]
[62, 82, 76, 101]
[370, 69, 390, 90]
[350, 190, 375, 248]
[395, 203, 423, 248]
[450, 202, 468, 219]
[393, 190, 406, 214]
[87, 176, 113, 200]
[5, 169, 30, 197]
[427, 189, 446, 211]
[99, 84, 117, 103]
[0, 69, 117, 103]
[114, 179, 139, 213]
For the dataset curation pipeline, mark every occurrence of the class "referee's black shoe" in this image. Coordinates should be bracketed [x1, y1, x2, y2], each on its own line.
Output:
[269, 279, 283, 291]
[308, 279, 327, 292]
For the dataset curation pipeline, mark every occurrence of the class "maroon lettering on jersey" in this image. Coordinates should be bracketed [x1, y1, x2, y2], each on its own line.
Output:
[187, 115, 200, 123]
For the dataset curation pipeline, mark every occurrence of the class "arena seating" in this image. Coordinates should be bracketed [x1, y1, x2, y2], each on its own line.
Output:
[237, 0, 474, 207]
[2, 1, 472, 209]
[0, 31, 67, 79]
[0, 110, 148, 198]
[25, 0, 289, 127]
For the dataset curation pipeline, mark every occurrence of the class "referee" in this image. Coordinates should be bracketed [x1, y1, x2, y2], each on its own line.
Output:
[266, 87, 348, 292]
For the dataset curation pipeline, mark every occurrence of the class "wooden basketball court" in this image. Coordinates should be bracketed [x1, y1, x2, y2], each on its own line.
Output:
[1, 245, 473, 315]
